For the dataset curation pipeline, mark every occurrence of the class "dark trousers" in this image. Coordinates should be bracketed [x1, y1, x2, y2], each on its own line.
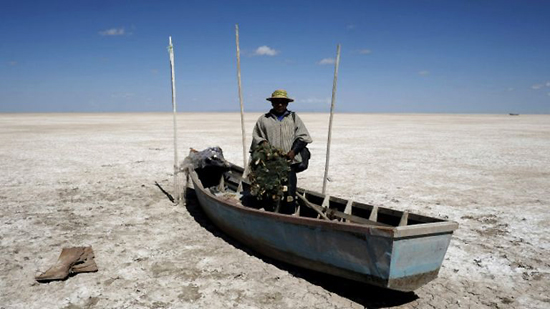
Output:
[279, 165, 298, 214]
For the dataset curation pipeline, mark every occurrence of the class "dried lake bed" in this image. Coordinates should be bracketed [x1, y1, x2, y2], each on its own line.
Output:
[1, 113, 549, 308]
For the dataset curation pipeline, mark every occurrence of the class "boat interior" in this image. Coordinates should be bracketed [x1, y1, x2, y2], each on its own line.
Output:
[193, 163, 447, 228]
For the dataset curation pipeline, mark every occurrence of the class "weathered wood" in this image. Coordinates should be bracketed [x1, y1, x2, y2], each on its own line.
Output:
[326, 208, 389, 227]
[168, 36, 180, 204]
[394, 221, 459, 238]
[344, 200, 353, 215]
[294, 203, 301, 216]
[155, 181, 175, 203]
[235, 24, 247, 168]
[369, 206, 379, 222]
[297, 193, 330, 220]
[218, 175, 225, 192]
[399, 211, 409, 226]
[235, 25, 249, 194]
[322, 44, 341, 195]
[342, 199, 353, 222]
[322, 195, 331, 209]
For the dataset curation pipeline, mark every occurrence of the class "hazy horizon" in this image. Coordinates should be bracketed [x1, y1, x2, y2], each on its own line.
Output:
[1, 110, 548, 115]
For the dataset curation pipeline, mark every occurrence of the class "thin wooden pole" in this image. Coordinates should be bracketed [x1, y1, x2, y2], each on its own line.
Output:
[322, 44, 341, 195]
[235, 24, 247, 168]
[168, 36, 180, 203]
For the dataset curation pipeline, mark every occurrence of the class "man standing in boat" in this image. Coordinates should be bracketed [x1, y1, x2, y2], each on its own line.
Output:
[251, 89, 313, 214]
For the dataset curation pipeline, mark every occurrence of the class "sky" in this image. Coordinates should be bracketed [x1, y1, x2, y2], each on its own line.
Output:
[1, 0, 549, 114]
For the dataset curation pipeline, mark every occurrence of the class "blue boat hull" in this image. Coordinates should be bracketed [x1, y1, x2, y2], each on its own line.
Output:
[189, 169, 457, 292]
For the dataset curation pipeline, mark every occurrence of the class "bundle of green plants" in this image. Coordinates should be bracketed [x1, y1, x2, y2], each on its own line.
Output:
[248, 143, 290, 202]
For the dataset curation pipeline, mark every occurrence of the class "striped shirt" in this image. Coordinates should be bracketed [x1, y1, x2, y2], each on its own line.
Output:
[251, 110, 312, 164]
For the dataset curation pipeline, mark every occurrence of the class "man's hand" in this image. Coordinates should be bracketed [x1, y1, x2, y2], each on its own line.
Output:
[287, 150, 296, 160]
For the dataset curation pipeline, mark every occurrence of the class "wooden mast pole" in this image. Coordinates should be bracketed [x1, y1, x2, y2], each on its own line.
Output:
[235, 24, 247, 168]
[322, 44, 341, 195]
[236, 24, 250, 193]
[168, 36, 180, 203]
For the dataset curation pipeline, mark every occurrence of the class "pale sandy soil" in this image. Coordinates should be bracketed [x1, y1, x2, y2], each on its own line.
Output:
[1, 113, 549, 309]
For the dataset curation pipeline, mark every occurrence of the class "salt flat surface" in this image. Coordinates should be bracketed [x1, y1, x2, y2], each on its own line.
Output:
[0, 113, 549, 308]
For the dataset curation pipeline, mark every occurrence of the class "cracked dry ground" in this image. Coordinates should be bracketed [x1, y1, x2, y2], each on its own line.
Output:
[1, 113, 549, 308]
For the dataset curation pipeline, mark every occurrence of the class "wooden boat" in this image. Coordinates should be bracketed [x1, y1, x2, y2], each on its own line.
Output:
[186, 159, 458, 292]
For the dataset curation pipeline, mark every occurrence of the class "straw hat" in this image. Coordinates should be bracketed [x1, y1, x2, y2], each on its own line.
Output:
[266, 89, 294, 102]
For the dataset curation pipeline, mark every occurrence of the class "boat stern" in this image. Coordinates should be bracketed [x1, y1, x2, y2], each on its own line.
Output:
[386, 227, 456, 291]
